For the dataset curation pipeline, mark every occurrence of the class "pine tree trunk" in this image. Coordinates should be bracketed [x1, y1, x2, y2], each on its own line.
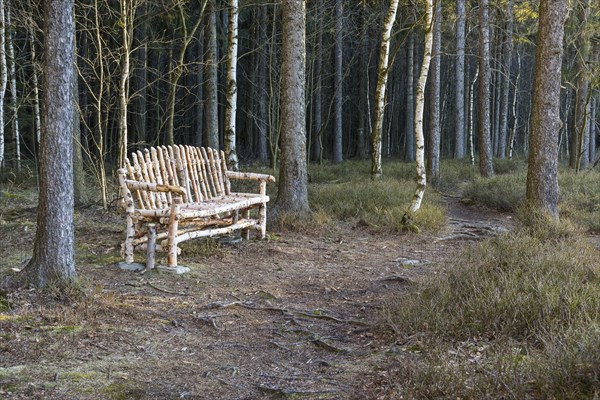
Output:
[589, 98, 596, 164]
[477, 0, 494, 177]
[311, 0, 324, 163]
[405, 25, 415, 162]
[21, 0, 76, 288]
[257, 5, 268, 162]
[498, 0, 514, 158]
[525, 0, 567, 219]
[454, 0, 466, 158]
[224, 0, 239, 170]
[195, 34, 204, 146]
[409, 0, 433, 213]
[73, 60, 86, 207]
[274, 0, 309, 216]
[332, 0, 343, 163]
[28, 24, 42, 146]
[204, 0, 219, 149]
[370, 0, 399, 179]
[133, 3, 147, 145]
[572, 0, 591, 172]
[427, 0, 441, 186]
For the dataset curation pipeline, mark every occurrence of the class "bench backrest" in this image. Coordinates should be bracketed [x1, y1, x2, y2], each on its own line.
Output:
[123, 145, 231, 210]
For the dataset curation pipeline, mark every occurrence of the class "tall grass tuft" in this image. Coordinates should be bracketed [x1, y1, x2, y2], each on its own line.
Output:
[383, 230, 600, 398]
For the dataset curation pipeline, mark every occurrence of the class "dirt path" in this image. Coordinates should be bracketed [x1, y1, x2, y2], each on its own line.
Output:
[0, 197, 513, 399]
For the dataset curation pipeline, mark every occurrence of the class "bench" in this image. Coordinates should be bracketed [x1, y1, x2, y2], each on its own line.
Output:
[117, 145, 275, 273]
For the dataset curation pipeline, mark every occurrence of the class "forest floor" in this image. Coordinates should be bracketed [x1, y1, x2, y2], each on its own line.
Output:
[0, 189, 513, 399]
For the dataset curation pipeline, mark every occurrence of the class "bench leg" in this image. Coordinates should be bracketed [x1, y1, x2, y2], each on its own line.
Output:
[123, 214, 135, 263]
[146, 223, 157, 270]
[167, 200, 180, 268]
[259, 203, 267, 239]
[241, 209, 251, 240]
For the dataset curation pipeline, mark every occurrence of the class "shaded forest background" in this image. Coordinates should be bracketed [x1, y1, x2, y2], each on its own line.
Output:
[0, 0, 598, 196]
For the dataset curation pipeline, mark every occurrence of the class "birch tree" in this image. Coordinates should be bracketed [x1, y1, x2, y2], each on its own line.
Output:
[526, 0, 567, 219]
[0, 0, 6, 168]
[117, 0, 136, 168]
[224, 0, 239, 170]
[409, 0, 433, 213]
[6, 6, 19, 172]
[370, 0, 399, 179]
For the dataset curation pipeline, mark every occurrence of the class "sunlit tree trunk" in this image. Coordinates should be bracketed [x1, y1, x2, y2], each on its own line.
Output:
[6, 7, 19, 172]
[370, 0, 399, 179]
[274, 0, 309, 216]
[409, 0, 433, 213]
[117, 0, 135, 168]
[526, 0, 567, 219]
[478, 0, 494, 177]
[21, 0, 76, 288]
[224, 0, 239, 170]
[0, 0, 7, 168]
[454, 0, 466, 158]
[427, 0, 441, 186]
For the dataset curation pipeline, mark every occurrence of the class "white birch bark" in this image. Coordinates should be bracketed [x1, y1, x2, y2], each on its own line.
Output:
[370, 0, 399, 179]
[6, 7, 18, 171]
[118, 0, 135, 168]
[409, 0, 433, 213]
[0, 0, 6, 168]
[224, 0, 239, 170]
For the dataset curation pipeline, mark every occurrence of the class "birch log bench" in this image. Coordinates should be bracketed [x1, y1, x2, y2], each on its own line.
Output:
[117, 145, 275, 274]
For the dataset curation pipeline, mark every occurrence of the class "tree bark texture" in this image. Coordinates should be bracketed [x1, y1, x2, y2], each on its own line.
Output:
[454, 0, 466, 158]
[333, 0, 343, 163]
[525, 0, 567, 219]
[405, 25, 415, 162]
[275, 0, 309, 215]
[427, 0, 441, 186]
[370, 0, 399, 179]
[6, 7, 19, 171]
[23, 0, 76, 287]
[498, 0, 514, 158]
[204, 0, 219, 149]
[0, 0, 6, 168]
[477, 0, 494, 177]
[409, 0, 433, 213]
[224, 0, 239, 170]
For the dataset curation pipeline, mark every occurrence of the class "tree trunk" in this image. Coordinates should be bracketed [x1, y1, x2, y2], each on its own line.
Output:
[589, 98, 596, 164]
[409, 0, 433, 213]
[332, 0, 343, 163]
[6, 7, 19, 172]
[525, 0, 567, 219]
[454, 0, 466, 158]
[73, 60, 86, 207]
[311, 0, 324, 163]
[405, 23, 415, 162]
[571, 0, 591, 172]
[204, 0, 219, 149]
[117, 0, 135, 168]
[21, 0, 76, 288]
[257, 5, 268, 162]
[274, 0, 309, 216]
[468, 66, 478, 165]
[498, 0, 514, 158]
[224, 0, 239, 170]
[29, 24, 42, 146]
[477, 0, 494, 177]
[427, 0, 441, 186]
[195, 34, 204, 146]
[0, 0, 6, 169]
[357, 1, 368, 159]
[370, 0, 399, 179]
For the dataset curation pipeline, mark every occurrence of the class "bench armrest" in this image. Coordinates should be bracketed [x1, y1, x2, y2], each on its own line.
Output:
[123, 179, 186, 196]
[226, 171, 276, 183]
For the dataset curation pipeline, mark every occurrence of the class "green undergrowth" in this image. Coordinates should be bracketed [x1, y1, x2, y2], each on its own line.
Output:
[307, 161, 446, 232]
[462, 165, 600, 232]
[383, 227, 600, 398]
